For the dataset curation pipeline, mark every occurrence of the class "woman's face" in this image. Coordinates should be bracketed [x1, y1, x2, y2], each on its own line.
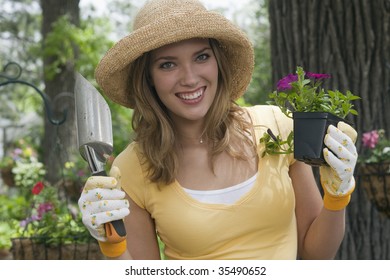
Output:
[149, 38, 218, 124]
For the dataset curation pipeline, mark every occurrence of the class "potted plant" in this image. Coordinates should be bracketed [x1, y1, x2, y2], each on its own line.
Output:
[262, 66, 360, 166]
[0, 192, 28, 259]
[0, 221, 16, 259]
[1, 145, 104, 260]
[1, 138, 40, 188]
[10, 181, 105, 260]
[358, 129, 390, 217]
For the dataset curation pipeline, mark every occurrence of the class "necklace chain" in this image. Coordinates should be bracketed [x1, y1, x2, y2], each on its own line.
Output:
[177, 132, 205, 144]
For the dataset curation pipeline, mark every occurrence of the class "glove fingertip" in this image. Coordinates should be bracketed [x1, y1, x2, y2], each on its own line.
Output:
[323, 147, 330, 159]
[109, 166, 121, 178]
[327, 124, 336, 134]
[118, 208, 130, 219]
[337, 121, 357, 143]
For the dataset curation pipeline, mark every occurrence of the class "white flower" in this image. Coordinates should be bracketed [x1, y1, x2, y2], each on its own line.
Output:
[383, 147, 390, 154]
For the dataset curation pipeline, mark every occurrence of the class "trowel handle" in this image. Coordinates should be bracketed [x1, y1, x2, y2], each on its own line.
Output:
[92, 170, 127, 244]
[104, 220, 126, 243]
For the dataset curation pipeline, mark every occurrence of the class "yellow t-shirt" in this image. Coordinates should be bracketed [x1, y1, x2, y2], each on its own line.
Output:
[114, 105, 297, 260]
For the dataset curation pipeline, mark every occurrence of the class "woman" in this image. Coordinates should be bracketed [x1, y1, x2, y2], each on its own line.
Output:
[78, 0, 357, 260]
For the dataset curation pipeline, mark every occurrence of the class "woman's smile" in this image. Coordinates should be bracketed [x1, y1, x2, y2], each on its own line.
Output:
[175, 86, 205, 104]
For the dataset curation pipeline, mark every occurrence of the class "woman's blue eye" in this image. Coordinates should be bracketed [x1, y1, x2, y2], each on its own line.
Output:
[196, 53, 210, 61]
[160, 62, 175, 69]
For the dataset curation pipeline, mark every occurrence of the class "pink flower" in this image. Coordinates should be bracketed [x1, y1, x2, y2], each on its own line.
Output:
[277, 74, 298, 91]
[276, 70, 331, 92]
[37, 202, 54, 218]
[362, 130, 380, 148]
[305, 72, 331, 81]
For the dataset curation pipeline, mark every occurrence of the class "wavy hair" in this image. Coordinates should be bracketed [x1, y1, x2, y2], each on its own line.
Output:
[129, 39, 255, 185]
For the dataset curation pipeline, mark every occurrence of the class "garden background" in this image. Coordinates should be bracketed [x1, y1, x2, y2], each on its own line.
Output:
[0, 0, 389, 259]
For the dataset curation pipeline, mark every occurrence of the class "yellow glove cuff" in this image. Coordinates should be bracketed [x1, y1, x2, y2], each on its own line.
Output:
[98, 239, 127, 258]
[323, 184, 355, 211]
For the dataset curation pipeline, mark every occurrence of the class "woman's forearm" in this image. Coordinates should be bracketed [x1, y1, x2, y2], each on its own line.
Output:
[301, 208, 346, 259]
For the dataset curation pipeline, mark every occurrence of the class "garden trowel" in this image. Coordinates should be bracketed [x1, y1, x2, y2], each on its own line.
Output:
[74, 72, 126, 244]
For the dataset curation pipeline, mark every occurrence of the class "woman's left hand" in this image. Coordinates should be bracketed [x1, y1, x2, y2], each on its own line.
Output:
[319, 122, 358, 210]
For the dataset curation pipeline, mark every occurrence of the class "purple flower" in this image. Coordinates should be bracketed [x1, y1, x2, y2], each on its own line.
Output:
[276, 70, 331, 92]
[277, 74, 298, 91]
[19, 220, 27, 227]
[14, 148, 23, 155]
[20, 215, 40, 227]
[362, 130, 380, 149]
[11, 148, 23, 161]
[305, 72, 331, 81]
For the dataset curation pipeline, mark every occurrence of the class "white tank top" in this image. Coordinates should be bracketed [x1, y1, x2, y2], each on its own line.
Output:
[182, 172, 258, 204]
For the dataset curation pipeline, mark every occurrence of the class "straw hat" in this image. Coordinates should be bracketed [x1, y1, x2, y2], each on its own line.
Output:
[95, 0, 254, 108]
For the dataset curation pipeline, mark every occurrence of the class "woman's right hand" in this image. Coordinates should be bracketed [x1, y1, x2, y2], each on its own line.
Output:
[78, 166, 130, 242]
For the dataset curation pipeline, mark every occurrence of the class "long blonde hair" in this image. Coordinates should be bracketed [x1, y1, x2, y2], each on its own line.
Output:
[129, 39, 255, 185]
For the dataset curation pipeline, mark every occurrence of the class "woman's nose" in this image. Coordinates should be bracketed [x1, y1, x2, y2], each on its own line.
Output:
[180, 64, 199, 87]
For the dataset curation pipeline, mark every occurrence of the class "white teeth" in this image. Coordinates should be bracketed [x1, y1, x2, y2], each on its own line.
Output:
[177, 89, 203, 100]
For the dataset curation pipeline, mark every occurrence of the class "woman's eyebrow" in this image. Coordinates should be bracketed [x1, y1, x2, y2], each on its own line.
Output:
[153, 55, 176, 63]
[194, 47, 212, 55]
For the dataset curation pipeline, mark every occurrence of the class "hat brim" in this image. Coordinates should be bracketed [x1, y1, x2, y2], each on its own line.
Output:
[95, 11, 254, 108]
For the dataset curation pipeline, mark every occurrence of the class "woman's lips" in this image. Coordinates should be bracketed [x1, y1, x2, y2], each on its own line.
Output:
[176, 87, 205, 104]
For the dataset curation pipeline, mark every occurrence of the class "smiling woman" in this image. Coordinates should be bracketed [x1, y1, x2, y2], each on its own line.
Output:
[77, 0, 359, 261]
[149, 38, 219, 122]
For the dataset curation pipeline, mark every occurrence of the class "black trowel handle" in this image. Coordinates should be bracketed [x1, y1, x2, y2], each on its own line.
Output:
[93, 170, 127, 244]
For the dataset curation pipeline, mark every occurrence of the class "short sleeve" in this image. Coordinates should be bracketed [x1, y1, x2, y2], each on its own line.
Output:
[112, 142, 148, 209]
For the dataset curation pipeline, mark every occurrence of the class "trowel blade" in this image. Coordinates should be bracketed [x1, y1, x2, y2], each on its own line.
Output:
[74, 72, 113, 164]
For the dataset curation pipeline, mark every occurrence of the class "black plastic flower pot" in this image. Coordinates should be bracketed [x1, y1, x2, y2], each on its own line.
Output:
[293, 112, 344, 166]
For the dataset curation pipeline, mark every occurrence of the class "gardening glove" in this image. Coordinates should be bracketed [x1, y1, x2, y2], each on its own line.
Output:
[78, 166, 130, 257]
[320, 122, 358, 211]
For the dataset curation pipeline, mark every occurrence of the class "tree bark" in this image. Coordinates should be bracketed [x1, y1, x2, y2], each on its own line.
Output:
[269, 0, 390, 259]
[40, 0, 80, 184]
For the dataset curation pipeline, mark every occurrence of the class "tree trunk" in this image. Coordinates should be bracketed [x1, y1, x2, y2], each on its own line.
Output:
[269, 0, 390, 259]
[40, 0, 80, 184]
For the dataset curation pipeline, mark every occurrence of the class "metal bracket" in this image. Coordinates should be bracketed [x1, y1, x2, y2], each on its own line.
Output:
[0, 62, 68, 126]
